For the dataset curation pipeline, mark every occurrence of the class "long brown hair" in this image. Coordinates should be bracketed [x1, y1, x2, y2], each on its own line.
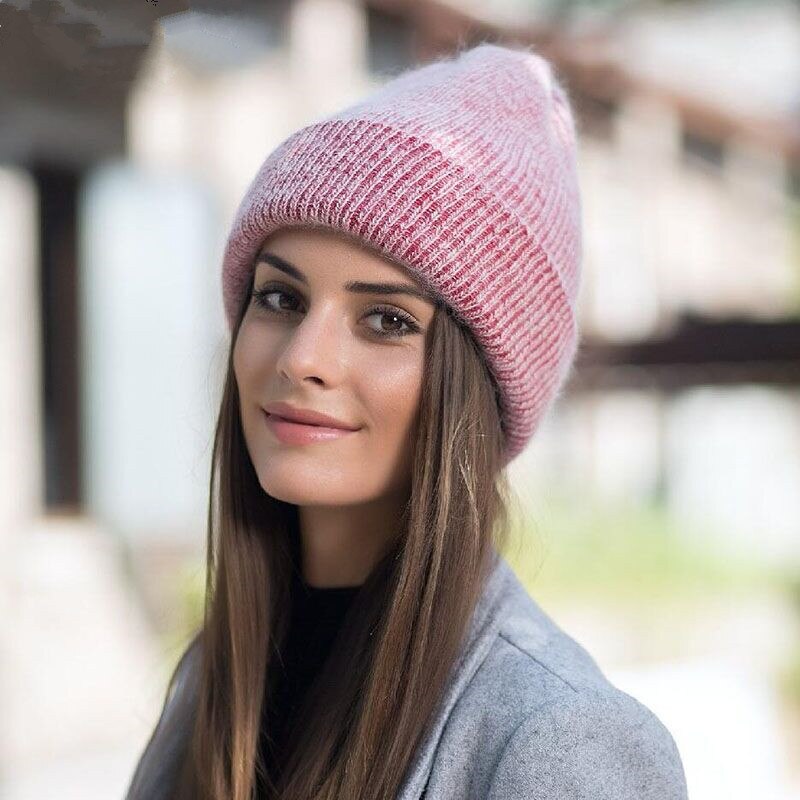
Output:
[165, 241, 515, 799]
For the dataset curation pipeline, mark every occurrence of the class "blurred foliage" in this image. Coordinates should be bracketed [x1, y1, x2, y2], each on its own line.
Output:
[778, 645, 800, 719]
[776, 571, 800, 714]
[158, 557, 205, 674]
[501, 492, 792, 611]
[789, 195, 800, 310]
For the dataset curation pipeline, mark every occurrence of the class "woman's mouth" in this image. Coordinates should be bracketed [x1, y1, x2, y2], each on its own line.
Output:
[263, 411, 360, 445]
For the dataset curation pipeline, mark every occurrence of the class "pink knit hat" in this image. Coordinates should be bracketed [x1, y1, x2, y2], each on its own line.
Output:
[221, 42, 583, 467]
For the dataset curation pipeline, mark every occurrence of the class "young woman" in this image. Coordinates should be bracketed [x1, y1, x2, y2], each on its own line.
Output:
[125, 42, 689, 800]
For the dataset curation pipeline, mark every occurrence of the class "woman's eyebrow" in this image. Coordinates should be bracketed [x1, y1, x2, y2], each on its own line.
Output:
[256, 251, 438, 305]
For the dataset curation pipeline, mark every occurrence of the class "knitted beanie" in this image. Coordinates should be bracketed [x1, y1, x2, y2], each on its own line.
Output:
[221, 41, 583, 467]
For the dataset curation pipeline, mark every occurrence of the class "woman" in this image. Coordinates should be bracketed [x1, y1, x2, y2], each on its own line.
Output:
[125, 42, 689, 800]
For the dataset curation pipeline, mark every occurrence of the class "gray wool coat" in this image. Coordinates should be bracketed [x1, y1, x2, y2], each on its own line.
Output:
[125, 552, 689, 799]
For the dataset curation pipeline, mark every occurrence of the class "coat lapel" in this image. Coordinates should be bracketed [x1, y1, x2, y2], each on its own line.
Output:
[396, 553, 514, 799]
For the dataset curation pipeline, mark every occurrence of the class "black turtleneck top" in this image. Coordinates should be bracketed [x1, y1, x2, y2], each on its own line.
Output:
[257, 566, 361, 795]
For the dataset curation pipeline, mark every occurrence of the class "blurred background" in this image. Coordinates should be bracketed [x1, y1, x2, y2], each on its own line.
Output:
[1, 0, 799, 797]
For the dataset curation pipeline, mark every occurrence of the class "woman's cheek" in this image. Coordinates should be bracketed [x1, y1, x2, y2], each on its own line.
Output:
[362, 349, 425, 441]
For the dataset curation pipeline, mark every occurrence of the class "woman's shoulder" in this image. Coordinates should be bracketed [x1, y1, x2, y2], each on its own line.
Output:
[476, 678, 690, 799]
[429, 558, 689, 799]
[481, 559, 619, 698]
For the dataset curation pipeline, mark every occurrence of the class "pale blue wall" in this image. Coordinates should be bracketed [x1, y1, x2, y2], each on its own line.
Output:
[80, 161, 227, 543]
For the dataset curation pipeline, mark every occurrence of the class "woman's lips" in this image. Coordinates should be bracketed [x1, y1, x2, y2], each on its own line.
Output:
[263, 410, 360, 445]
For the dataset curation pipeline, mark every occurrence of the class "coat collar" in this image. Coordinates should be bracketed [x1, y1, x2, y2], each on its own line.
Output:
[396, 551, 516, 798]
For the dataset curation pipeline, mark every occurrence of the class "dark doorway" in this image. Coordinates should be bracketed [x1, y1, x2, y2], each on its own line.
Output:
[32, 163, 84, 513]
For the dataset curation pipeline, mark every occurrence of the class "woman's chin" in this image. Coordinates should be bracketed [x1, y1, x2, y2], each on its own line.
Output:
[254, 463, 358, 506]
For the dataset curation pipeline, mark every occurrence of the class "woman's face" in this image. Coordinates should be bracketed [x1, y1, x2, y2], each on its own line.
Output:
[233, 226, 438, 508]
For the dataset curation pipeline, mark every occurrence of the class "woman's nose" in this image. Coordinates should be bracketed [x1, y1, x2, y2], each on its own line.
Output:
[274, 307, 348, 382]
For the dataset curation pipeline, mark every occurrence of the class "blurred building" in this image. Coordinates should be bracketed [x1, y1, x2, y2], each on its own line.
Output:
[515, 0, 800, 569]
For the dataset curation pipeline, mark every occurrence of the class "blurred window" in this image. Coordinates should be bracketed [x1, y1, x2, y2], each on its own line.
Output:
[575, 91, 618, 142]
[366, 5, 415, 78]
[680, 127, 726, 172]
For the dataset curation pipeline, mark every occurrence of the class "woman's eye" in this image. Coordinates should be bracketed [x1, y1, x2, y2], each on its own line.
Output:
[249, 286, 421, 339]
[251, 288, 301, 314]
[363, 307, 420, 338]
